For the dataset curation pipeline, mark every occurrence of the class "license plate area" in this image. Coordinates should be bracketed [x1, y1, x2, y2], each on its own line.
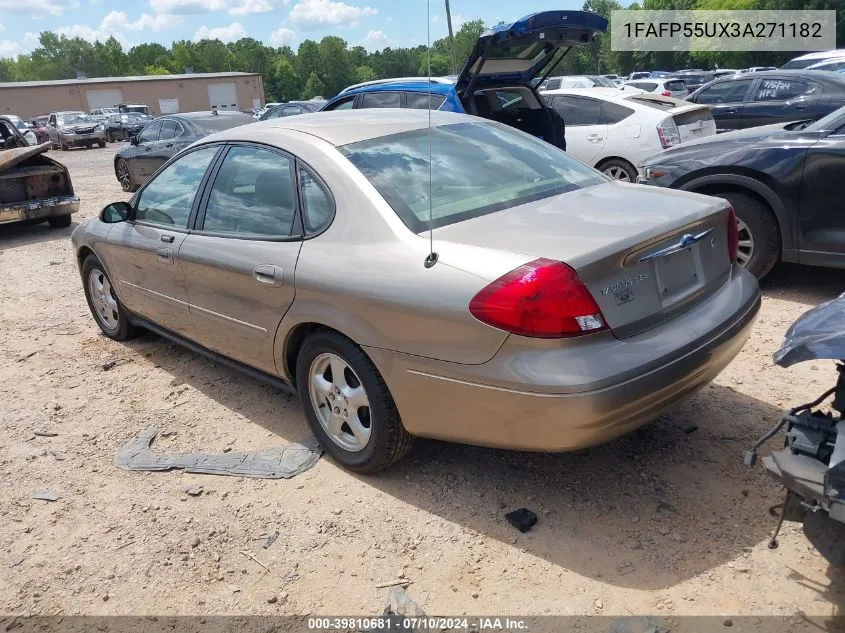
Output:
[653, 245, 704, 303]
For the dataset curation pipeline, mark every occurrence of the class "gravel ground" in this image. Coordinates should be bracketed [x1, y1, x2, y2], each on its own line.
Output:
[1, 144, 844, 623]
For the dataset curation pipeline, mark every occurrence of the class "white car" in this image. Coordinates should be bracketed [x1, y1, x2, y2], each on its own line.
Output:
[781, 50, 845, 70]
[541, 88, 716, 181]
[622, 78, 689, 99]
[541, 75, 619, 90]
[807, 58, 845, 73]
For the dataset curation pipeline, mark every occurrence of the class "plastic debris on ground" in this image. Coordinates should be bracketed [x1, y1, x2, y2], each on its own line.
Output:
[505, 507, 538, 533]
[116, 427, 322, 479]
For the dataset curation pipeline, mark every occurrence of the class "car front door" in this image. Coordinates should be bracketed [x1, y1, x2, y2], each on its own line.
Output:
[742, 77, 823, 128]
[797, 126, 845, 265]
[104, 145, 221, 337]
[690, 78, 754, 132]
[148, 119, 188, 171]
[133, 120, 163, 180]
[178, 144, 307, 373]
[545, 95, 607, 166]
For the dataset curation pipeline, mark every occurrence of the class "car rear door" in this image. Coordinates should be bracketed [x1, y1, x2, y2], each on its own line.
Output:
[178, 144, 309, 374]
[104, 145, 221, 337]
[742, 76, 823, 128]
[797, 125, 845, 264]
[689, 78, 754, 132]
[545, 95, 607, 165]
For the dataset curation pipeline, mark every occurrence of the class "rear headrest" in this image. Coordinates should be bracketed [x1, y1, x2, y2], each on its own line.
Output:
[254, 169, 291, 208]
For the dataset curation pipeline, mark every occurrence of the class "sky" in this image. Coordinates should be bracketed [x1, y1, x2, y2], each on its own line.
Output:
[0, 0, 599, 58]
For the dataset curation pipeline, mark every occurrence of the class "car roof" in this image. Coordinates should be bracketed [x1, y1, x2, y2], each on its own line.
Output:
[166, 111, 253, 120]
[205, 109, 475, 147]
[710, 69, 845, 83]
[788, 50, 845, 62]
[331, 81, 456, 100]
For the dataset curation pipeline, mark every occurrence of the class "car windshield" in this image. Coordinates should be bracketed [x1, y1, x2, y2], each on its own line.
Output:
[121, 113, 147, 121]
[341, 121, 605, 232]
[805, 105, 845, 132]
[58, 114, 93, 125]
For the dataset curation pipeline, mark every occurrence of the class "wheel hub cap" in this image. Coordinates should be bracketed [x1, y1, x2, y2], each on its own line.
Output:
[87, 269, 119, 330]
[308, 352, 371, 452]
[735, 216, 754, 267]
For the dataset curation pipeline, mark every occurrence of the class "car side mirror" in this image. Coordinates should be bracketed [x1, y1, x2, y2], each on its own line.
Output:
[101, 201, 132, 224]
[129, 136, 139, 146]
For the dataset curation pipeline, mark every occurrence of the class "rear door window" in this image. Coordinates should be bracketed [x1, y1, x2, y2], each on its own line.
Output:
[158, 120, 181, 141]
[137, 120, 161, 143]
[753, 78, 819, 101]
[547, 96, 602, 126]
[601, 102, 634, 124]
[404, 92, 447, 110]
[360, 92, 402, 108]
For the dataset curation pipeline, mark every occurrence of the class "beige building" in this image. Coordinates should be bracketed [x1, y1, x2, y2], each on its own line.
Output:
[0, 72, 265, 119]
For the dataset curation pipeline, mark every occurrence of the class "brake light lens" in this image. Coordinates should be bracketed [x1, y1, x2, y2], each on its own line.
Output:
[469, 258, 607, 338]
[727, 206, 739, 263]
[661, 90, 671, 96]
[656, 118, 681, 148]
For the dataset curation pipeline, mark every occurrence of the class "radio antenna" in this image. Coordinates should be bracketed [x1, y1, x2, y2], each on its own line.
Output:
[424, 0, 438, 269]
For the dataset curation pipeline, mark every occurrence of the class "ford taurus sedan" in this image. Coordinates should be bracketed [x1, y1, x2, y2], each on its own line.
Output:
[72, 110, 760, 473]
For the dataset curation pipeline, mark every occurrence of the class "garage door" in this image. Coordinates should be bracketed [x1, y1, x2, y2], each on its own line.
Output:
[86, 89, 123, 111]
[207, 82, 237, 111]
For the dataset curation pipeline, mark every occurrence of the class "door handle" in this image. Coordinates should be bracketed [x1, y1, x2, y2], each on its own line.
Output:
[795, 105, 807, 111]
[160, 234, 174, 243]
[165, 143, 173, 148]
[253, 264, 284, 286]
[155, 247, 172, 264]
[722, 108, 737, 113]
[586, 134, 604, 143]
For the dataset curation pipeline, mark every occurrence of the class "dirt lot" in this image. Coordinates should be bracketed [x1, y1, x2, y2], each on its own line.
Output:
[2, 144, 845, 622]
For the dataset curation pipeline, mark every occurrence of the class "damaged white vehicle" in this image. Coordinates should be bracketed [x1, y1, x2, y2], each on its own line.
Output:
[0, 116, 79, 229]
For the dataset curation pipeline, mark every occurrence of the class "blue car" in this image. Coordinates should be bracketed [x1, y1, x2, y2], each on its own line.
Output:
[321, 11, 608, 152]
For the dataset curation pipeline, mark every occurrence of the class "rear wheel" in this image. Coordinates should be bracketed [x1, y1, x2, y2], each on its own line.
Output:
[48, 215, 72, 228]
[81, 255, 136, 341]
[295, 330, 412, 473]
[599, 158, 638, 182]
[98, 139, 106, 148]
[712, 190, 780, 279]
[115, 158, 136, 192]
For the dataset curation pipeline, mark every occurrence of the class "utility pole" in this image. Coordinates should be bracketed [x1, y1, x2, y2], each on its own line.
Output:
[445, 0, 457, 74]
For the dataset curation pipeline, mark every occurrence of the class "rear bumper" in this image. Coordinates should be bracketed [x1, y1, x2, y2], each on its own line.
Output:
[367, 267, 760, 451]
[0, 196, 80, 225]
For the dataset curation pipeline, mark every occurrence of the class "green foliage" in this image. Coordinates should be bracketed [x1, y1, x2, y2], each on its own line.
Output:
[1, 0, 838, 100]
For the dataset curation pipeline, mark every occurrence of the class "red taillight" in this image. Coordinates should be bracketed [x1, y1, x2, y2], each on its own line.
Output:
[469, 258, 608, 338]
[727, 207, 739, 263]
[661, 90, 671, 96]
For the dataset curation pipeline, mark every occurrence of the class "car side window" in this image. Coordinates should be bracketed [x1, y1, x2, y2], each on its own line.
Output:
[138, 120, 161, 143]
[601, 102, 634, 124]
[325, 97, 355, 111]
[546, 78, 561, 90]
[158, 120, 180, 141]
[298, 166, 333, 234]
[134, 146, 219, 228]
[265, 108, 284, 119]
[694, 79, 753, 104]
[548, 96, 602, 126]
[202, 146, 296, 238]
[283, 105, 303, 116]
[360, 92, 401, 108]
[753, 79, 818, 101]
[405, 92, 446, 110]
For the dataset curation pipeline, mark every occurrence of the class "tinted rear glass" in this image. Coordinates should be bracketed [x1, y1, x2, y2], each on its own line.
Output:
[405, 93, 447, 110]
[664, 81, 686, 91]
[629, 82, 657, 91]
[340, 121, 604, 233]
[194, 114, 254, 133]
[361, 92, 402, 108]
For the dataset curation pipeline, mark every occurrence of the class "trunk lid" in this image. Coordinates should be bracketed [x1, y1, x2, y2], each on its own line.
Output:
[434, 182, 734, 338]
[623, 94, 717, 143]
[455, 11, 608, 94]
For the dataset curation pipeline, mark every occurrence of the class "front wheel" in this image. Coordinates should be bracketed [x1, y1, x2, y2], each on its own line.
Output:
[81, 255, 136, 341]
[115, 158, 136, 192]
[48, 215, 72, 228]
[295, 330, 412, 473]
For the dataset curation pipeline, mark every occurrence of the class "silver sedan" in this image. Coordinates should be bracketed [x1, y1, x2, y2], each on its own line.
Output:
[72, 110, 760, 472]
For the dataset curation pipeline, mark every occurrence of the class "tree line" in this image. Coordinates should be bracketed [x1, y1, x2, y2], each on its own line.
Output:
[0, 0, 842, 102]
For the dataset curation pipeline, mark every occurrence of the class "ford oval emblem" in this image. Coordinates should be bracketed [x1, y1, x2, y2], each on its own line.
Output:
[680, 233, 696, 247]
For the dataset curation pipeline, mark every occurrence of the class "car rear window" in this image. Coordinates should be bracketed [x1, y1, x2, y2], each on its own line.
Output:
[664, 80, 686, 91]
[340, 121, 604, 233]
[623, 95, 677, 110]
[629, 81, 657, 91]
[193, 114, 254, 133]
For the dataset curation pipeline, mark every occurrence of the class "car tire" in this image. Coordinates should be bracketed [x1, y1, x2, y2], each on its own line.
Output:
[713, 190, 780, 279]
[98, 139, 106, 148]
[804, 510, 845, 567]
[60, 141, 68, 151]
[295, 330, 413, 473]
[81, 254, 136, 341]
[47, 214, 72, 228]
[598, 158, 638, 182]
[115, 158, 136, 193]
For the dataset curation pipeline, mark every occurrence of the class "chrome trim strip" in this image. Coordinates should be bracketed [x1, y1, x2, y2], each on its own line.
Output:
[638, 228, 713, 263]
[190, 303, 267, 334]
[119, 280, 190, 307]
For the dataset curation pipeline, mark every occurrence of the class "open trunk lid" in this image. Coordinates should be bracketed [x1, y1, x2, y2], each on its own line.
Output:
[434, 182, 735, 339]
[455, 11, 608, 95]
[0, 142, 52, 172]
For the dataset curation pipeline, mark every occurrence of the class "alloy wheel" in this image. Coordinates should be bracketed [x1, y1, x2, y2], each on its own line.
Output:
[308, 352, 372, 452]
[116, 160, 131, 191]
[735, 216, 754, 267]
[603, 165, 631, 181]
[87, 269, 119, 330]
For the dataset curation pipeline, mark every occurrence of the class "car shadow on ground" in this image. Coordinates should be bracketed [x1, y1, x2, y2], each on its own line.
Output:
[0, 219, 79, 250]
[125, 330, 791, 592]
[761, 262, 843, 305]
